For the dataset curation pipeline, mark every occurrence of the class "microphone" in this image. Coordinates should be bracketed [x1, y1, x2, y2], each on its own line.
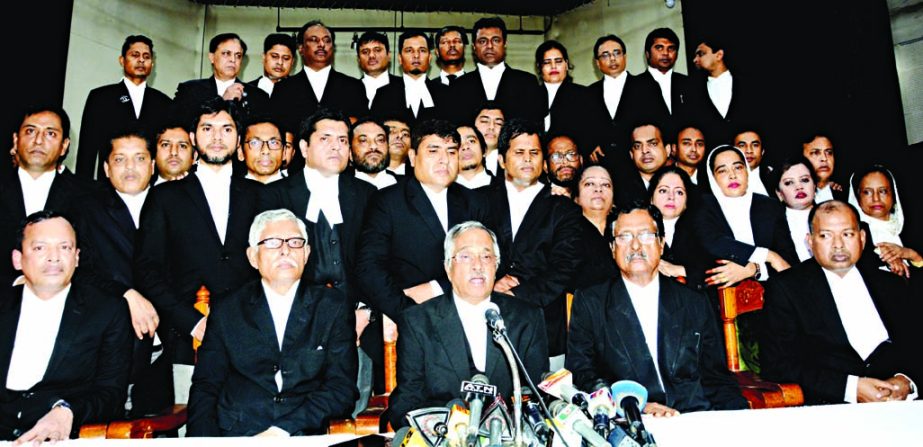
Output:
[405, 405, 452, 446]
[538, 368, 589, 411]
[607, 424, 642, 447]
[461, 374, 497, 447]
[549, 400, 611, 447]
[484, 303, 505, 333]
[611, 380, 656, 446]
[523, 400, 551, 443]
[444, 399, 470, 447]
[587, 386, 616, 438]
[488, 418, 502, 447]
[477, 394, 513, 443]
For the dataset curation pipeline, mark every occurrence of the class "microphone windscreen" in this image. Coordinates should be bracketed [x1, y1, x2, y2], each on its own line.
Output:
[610, 380, 648, 417]
[471, 373, 490, 385]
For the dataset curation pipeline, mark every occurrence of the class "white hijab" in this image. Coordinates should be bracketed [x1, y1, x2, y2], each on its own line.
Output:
[847, 166, 904, 246]
[705, 145, 756, 246]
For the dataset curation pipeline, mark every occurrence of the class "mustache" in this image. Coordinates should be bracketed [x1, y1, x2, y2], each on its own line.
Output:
[625, 252, 648, 262]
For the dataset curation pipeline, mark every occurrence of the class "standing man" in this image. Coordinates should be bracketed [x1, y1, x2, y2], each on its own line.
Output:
[636, 28, 691, 124]
[173, 33, 270, 128]
[566, 203, 747, 413]
[674, 124, 706, 185]
[248, 34, 297, 97]
[616, 122, 671, 208]
[78, 35, 173, 181]
[473, 102, 505, 176]
[455, 125, 492, 189]
[271, 20, 367, 143]
[485, 119, 584, 359]
[188, 209, 357, 436]
[733, 127, 772, 196]
[448, 17, 543, 125]
[0, 211, 132, 441]
[134, 98, 263, 401]
[691, 37, 755, 144]
[371, 30, 449, 123]
[587, 34, 667, 176]
[388, 221, 548, 428]
[356, 32, 397, 108]
[434, 25, 467, 86]
[351, 118, 397, 190]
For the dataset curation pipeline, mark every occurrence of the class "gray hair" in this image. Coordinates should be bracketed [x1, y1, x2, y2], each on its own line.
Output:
[248, 209, 308, 247]
[443, 221, 501, 267]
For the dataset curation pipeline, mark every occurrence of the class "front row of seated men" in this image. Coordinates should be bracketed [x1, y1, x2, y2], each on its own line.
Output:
[2, 199, 918, 440]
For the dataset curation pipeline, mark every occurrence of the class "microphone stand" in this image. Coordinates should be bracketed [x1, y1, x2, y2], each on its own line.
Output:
[491, 329, 523, 447]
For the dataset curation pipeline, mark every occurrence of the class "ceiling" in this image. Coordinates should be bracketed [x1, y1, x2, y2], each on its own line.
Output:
[189, 0, 594, 16]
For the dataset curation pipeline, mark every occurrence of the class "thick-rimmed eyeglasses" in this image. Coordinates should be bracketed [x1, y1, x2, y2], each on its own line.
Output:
[257, 237, 307, 249]
[596, 50, 623, 62]
[246, 138, 283, 151]
[451, 252, 497, 265]
[613, 231, 659, 246]
[549, 151, 580, 163]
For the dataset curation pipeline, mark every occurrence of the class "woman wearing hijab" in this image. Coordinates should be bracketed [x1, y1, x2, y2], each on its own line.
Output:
[534, 40, 592, 155]
[848, 164, 922, 277]
[648, 166, 707, 289]
[694, 145, 797, 288]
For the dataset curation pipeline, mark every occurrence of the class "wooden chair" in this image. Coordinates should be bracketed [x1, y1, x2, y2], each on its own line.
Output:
[80, 286, 209, 438]
[328, 315, 398, 435]
[719, 280, 804, 409]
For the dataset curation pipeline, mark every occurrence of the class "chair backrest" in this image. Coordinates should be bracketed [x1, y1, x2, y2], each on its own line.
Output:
[718, 279, 764, 372]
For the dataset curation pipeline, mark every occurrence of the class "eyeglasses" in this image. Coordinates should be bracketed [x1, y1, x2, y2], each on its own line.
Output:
[257, 237, 307, 249]
[613, 231, 659, 246]
[451, 252, 497, 265]
[596, 50, 623, 62]
[246, 138, 283, 151]
[549, 151, 579, 163]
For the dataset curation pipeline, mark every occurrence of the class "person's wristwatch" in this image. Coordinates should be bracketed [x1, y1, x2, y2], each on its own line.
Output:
[52, 399, 72, 413]
[752, 263, 761, 279]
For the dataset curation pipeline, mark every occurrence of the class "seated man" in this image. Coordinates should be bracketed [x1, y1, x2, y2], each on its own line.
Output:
[187, 209, 357, 437]
[762, 200, 920, 404]
[388, 221, 548, 428]
[1, 211, 132, 442]
[566, 202, 747, 415]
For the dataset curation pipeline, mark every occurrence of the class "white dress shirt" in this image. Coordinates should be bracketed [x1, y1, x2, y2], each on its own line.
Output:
[403, 74, 435, 117]
[544, 82, 562, 131]
[456, 170, 492, 189]
[749, 166, 769, 196]
[305, 66, 332, 103]
[477, 62, 506, 101]
[361, 72, 391, 107]
[505, 181, 544, 240]
[122, 78, 146, 118]
[420, 183, 449, 231]
[6, 284, 71, 391]
[602, 72, 629, 119]
[303, 167, 342, 227]
[439, 68, 465, 86]
[195, 163, 233, 244]
[245, 171, 284, 184]
[647, 67, 673, 114]
[815, 184, 834, 203]
[390, 164, 406, 176]
[262, 280, 299, 391]
[663, 217, 678, 248]
[785, 207, 813, 262]
[18, 168, 56, 216]
[453, 294, 492, 372]
[706, 70, 733, 118]
[485, 150, 499, 176]
[355, 171, 397, 190]
[256, 75, 275, 96]
[214, 77, 236, 97]
[623, 275, 665, 391]
[822, 267, 898, 403]
[116, 187, 150, 229]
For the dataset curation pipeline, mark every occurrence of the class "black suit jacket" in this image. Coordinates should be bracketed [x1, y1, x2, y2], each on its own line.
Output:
[0, 282, 132, 440]
[388, 293, 549, 428]
[692, 193, 800, 274]
[485, 183, 585, 355]
[187, 280, 357, 436]
[686, 72, 757, 145]
[77, 82, 172, 181]
[542, 80, 595, 155]
[762, 260, 920, 404]
[586, 74, 670, 175]
[270, 69, 367, 136]
[369, 76, 450, 125]
[134, 174, 262, 364]
[172, 77, 270, 129]
[566, 275, 748, 412]
[258, 169, 376, 304]
[446, 65, 544, 125]
[356, 178, 489, 321]
[635, 70, 692, 125]
[74, 187, 138, 292]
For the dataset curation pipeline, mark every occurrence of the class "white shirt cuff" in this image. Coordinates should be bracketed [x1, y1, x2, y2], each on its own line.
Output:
[428, 280, 444, 297]
[190, 317, 206, 338]
[845, 374, 859, 403]
[748, 247, 769, 264]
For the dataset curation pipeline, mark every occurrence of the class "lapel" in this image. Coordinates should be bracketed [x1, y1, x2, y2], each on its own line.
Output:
[1, 173, 27, 220]
[471, 70, 489, 102]
[224, 177, 251, 247]
[43, 285, 87, 377]
[45, 172, 72, 211]
[115, 81, 140, 121]
[281, 282, 320, 354]
[105, 188, 137, 236]
[181, 175, 224, 246]
[446, 185, 466, 228]
[491, 184, 514, 248]
[513, 185, 551, 245]
[245, 282, 284, 355]
[671, 72, 685, 110]
[805, 261, 853, 348]
[429, 295, 471, 386]
[0, 288, 24, 387]
[296, 71, 321, 107]
[613, 76, 633, 120]
[607, 277, 664, 394]
[657, 278, 683, 383]
[406, 178, 446, 242]
[483, 293, 508, 379]
[338, 174, 358, 227]
[286, 170, 310, 218]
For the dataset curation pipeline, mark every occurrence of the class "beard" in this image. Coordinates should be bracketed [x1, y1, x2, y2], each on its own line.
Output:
[439, 55, 465, 67]
[548, 171, 576, 189]
[198, 149, 235, 166]
[461, 160, 482, 171]
[409, 68, 426, 76]
[354, 151, 389, 174]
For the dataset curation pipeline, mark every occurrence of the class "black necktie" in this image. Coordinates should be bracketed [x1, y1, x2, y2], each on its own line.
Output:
[446, 74, 457, 85]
